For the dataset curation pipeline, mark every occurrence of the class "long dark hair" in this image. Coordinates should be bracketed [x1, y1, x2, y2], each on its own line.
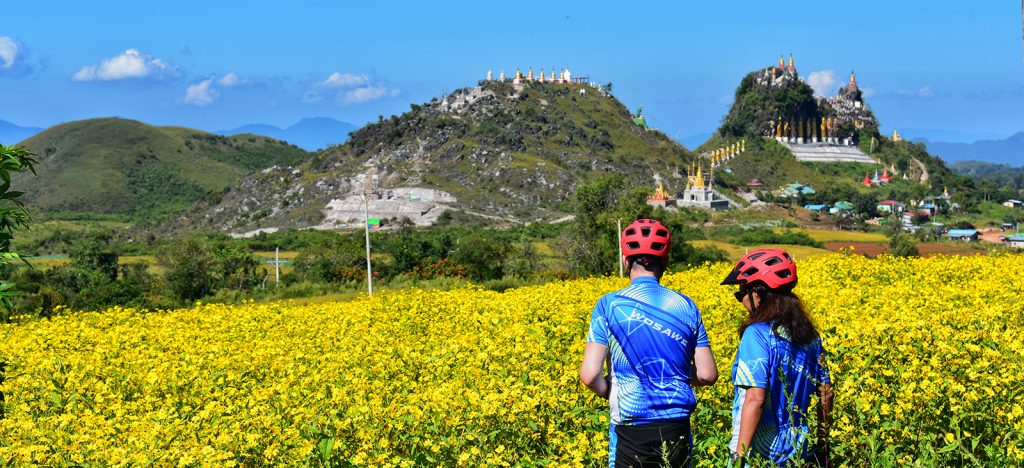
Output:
[738, 284, 819, 346]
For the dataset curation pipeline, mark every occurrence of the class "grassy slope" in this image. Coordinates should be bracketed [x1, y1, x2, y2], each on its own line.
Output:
[318, 81, 693, 217]
[16, 118, 309, 221]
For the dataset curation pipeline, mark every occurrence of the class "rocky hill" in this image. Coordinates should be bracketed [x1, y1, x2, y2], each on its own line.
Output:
[707, 62, 973, 198]
[16, 118, 310, 220]
[178, 80, 694, 234]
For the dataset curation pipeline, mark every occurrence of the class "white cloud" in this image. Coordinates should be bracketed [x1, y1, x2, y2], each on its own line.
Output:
[217, 72, 252, 87]
[862, 87, 876, 98]
[805, 70, 837, 97]
[184, 79, 218, 106]
[305, 72, 397, 105]
[343, 85, 392, 104]
[323, 72, 371, 88]
[72, 49, 178, 82]
[0, 37, 19, 69]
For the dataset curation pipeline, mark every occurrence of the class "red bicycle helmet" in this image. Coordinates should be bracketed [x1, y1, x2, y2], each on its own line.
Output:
[721, 248, 797, 290]
[621, 218, 671, 262]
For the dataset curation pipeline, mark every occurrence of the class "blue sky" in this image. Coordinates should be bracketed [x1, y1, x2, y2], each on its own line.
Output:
[2, 1, 1022, 142]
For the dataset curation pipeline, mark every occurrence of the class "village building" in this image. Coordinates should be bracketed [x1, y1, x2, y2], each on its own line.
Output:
[1003, 199, 1023, 209]
[830, 201, 855, 215]
[947, 229, 980, 242]
[780, 182, 815, 198]
[1004, 234, 1024, 249]
[877, 200, 905, 214]
[804, 204, 829, 212]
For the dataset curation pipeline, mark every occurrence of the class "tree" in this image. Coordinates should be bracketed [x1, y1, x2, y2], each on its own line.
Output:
[68, 234, 119, 281]
[888, 233, 920, 258]
[0, 144, 38, 313]
[159, 239, 217, 302]
[561, 175, 651, 275]
[452, 234, 508, 281]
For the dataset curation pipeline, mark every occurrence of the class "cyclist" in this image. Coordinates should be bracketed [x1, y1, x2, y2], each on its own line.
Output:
[580, 218, 719, 467]
[721, 248, 834, 465]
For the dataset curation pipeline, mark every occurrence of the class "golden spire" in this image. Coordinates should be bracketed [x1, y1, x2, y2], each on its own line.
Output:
[515, 68, 522, 79]
[788, 53, 794, 70]
[779, 55, 785, 68]
[849, 69, 857, 87]
[695, 163, 705, 188]
[527, 67, 534, 80]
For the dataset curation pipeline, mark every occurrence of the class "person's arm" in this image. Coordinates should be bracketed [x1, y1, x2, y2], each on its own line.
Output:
[816, 382, 834, 465]
[736, 387, 767, 456]
[692, 346, 718, 386]
[580, 342, 611, 399]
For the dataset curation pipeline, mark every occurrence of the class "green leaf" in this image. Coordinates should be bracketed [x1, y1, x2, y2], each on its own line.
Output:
[49, 392, 62, 408]
[318, 436, 335, 463]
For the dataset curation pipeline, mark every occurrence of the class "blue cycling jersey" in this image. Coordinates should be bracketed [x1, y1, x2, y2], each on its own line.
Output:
[587, 276, 711, 425]
[729, 322, 831, 463]
[588, 277, 710, 467]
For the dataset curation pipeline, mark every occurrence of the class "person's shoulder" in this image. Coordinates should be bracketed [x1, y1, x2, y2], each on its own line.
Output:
[657, 284, 699, 308]
[743, 322, 773, 338]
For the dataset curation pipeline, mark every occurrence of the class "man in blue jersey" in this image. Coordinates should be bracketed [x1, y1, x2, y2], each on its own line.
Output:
[580, 218, 719, 467]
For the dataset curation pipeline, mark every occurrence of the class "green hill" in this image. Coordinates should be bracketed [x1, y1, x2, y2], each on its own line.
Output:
[180, 80, 696, 233]
[15, 118, 309, 221]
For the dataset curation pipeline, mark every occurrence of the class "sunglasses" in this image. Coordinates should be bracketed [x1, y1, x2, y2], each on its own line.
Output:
[734, 290, 751, 302]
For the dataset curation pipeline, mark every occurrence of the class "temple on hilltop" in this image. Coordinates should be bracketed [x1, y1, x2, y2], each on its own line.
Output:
[754, 53, 800, 89]
[677, 162, 729, 210]
[763, 62, 878, 147]
[485, 67, 589, 86]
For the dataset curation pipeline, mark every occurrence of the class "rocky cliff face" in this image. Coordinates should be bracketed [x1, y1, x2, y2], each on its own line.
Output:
[176, 80, 695, 234]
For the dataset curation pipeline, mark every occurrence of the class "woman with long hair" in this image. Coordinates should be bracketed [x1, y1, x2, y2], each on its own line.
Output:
[721, 249, 834, 465]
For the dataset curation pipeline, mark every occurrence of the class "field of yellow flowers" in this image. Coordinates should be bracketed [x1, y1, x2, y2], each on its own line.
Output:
[1, 254, 1023, 466]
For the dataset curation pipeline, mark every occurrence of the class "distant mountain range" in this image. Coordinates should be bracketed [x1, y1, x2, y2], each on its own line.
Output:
[901, 128, 1005, 144]
[918, 132, 1024, 166]
[218, 117, 357, 151]
[0, 119, 43, 145]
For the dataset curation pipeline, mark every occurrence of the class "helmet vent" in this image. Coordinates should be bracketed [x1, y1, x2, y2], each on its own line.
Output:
[625, 228, 636, 236]
[764, 256, 783, 266]
[741, 267, 758, 277]
[748, 252, 765, 261]
[640, 226, 652, 237]
[650, 242, 666, 251]
[776, 270, 792, 278]
[626, 241, 640, 249]
[655, 229, 668, 237]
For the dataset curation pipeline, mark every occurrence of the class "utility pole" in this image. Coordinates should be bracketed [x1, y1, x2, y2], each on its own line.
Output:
[265, 246, 287, 287]
[617, 219, 623, 277]
[362, 172, 379, 295]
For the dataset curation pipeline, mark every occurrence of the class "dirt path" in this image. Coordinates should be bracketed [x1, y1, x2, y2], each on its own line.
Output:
[911, 157, 929, 183]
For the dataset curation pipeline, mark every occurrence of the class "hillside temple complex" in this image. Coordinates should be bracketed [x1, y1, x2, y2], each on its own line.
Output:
[484, 67, 590, 85]
[755, 55, 877, 164]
